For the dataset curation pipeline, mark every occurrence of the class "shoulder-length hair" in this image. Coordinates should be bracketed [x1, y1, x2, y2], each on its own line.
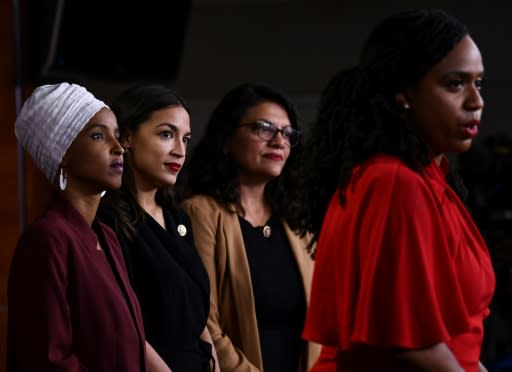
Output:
[183, 82, 303, 229]
[103, 83, 189, 240]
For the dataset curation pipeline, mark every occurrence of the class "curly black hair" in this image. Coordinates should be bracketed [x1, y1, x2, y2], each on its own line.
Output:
[182, 82, 303, 229]
[298, 9, 471, 242]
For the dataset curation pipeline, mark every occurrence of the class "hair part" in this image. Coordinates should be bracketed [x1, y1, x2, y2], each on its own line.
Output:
[103, 83, 188, 241]
[183, 82, 303, 229]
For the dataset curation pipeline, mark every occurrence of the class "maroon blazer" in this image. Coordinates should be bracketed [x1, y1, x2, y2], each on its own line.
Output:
[7, 194, 147, 371]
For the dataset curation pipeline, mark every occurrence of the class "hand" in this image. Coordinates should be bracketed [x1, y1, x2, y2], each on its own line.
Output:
[398, 342, 464, 372]
[145, 341, 172, 372]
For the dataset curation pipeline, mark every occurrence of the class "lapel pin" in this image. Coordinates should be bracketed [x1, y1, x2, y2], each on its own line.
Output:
[262, 225, 272, 238]
[177, 224, 187, 237]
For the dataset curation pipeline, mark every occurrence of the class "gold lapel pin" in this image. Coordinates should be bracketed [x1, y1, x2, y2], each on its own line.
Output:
[262, 225, 272, 238]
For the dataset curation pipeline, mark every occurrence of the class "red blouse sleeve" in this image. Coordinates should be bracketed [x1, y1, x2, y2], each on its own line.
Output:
[304, 160, 472, 350]
[352, 163, 471, 347]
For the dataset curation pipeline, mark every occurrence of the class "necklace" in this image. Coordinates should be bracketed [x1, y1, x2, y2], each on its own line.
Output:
[262, 225, 272, 238]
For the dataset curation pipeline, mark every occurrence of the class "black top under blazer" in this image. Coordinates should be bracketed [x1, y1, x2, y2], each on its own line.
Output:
[99, 204, 211, 371]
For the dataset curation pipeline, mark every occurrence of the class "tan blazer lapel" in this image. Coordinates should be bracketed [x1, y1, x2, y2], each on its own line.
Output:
[283, 222, 314, 300]
[224, 210, 263, 369]
[283, 222, 321, 370]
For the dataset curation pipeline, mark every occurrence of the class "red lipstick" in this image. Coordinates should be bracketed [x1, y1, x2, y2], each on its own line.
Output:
[264, 153, 284, 161]
[167, 163, 182, 172]
[462, 119, 480, 139]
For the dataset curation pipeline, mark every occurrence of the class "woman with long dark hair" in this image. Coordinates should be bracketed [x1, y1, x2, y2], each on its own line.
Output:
[298, 9, 495, 372]
[182, 82, 319, 371]
[99, 84, 217, 372]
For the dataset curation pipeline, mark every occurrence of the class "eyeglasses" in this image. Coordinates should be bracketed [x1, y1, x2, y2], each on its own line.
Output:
[239, 120, 300, 147]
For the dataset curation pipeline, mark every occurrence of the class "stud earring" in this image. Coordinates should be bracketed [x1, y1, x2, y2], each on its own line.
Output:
[100, 190, 106, 198]
[59, 167, 67, 191]
[403, 103, 410, 110]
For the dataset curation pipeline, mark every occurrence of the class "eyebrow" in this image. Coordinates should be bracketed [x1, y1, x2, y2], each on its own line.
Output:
[444, 70, 484, 78]
[156, 122, 191, 137]
[87, 123, 120, 135]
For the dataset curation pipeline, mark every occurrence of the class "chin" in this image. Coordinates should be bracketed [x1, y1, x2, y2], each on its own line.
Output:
[267, 167, 284, 177]
[161, 176, 177, 187]
[260, 173, 280, 182]
[103, 177, 123, 190]
[443, 139, 473, 154]
[105, 182, 122, 190]
[456, 139, 474, 153]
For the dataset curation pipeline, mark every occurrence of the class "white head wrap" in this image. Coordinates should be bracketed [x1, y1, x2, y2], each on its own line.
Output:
[14, 83, 108, 183]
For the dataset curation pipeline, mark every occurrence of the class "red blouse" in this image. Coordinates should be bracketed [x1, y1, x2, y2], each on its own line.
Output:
[303, 154, 495, 372]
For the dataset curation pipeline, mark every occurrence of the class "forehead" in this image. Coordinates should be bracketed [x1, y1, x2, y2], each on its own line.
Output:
[133, 105, 190, 135]
[242, 101, 290, 124]
[82, 108, 117, 131]
[142, 105, 191, 131]
[427, 35, 483, 76]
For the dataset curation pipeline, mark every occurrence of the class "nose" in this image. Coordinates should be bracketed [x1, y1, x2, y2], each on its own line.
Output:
[269, 130, 288, 148]
[171, 139, 186, 158]
[465, 84, 484, 112]
[112, 138, 124, 155]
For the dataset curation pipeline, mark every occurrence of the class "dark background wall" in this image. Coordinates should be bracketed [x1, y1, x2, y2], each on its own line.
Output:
[77, 0, 508, 141]
[0, 0, 19, 369]
[1, 0, 510, 371]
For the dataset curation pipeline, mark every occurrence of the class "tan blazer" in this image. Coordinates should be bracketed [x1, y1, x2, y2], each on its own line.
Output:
[182, 195, 320, 371]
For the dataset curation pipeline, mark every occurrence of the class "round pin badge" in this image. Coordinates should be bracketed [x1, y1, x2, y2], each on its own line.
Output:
[262, 225, 272, 238]
[177, 224, 187, 237]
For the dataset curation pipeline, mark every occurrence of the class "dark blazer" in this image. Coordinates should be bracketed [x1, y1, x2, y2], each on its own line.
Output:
[98, 204, 211, 371]
[7, 193, 147, 372]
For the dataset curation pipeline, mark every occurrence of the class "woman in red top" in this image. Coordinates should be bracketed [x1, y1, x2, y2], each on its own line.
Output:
[297, 9, 495, 372]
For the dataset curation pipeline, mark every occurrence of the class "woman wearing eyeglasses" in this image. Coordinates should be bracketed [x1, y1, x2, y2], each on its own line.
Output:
[181, 82, 320, 372]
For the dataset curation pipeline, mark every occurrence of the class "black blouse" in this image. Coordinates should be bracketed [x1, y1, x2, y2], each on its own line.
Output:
[99, 205, 211, 372]
[238, 215, 306, 372]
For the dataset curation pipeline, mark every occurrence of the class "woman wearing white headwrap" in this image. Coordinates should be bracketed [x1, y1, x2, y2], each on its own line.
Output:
[8, 83, 171, 372]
